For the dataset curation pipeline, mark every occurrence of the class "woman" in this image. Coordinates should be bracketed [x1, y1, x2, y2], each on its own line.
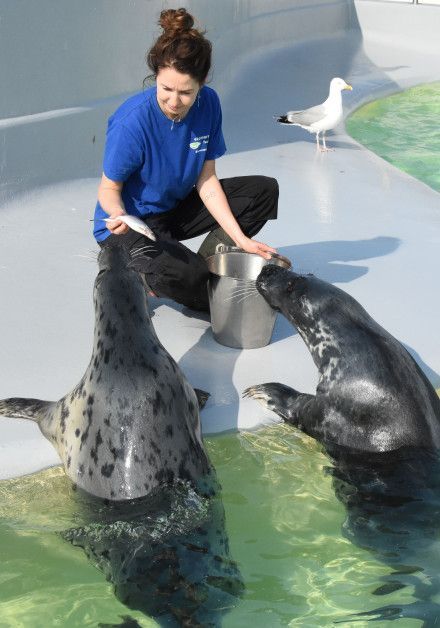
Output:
[94, 8, 278, 311]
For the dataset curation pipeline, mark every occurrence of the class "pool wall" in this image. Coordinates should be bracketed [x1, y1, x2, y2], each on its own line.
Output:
[2, 1, 439, 205]
[1, 0, 354, 203]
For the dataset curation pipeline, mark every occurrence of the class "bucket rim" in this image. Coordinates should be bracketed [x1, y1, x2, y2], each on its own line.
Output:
[206, 249, 292, 275]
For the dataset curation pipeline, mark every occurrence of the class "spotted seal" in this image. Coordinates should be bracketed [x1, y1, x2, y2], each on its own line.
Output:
[0, 245, 212, 500]
[245, 265, 440, 622]
[244, 265, 440, 453]
[0, 245, 244, 624]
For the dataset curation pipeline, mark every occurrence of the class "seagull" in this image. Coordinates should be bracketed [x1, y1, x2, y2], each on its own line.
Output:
[276, 77, 353, 151]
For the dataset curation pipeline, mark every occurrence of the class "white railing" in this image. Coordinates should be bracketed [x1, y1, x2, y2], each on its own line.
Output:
[367, 0, 440, 4]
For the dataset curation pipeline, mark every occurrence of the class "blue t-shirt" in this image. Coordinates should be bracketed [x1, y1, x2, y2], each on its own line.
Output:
[93, 85, 227, 241]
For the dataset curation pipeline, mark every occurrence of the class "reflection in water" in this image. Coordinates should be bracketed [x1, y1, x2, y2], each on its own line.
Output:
[65, 478, 243, 628]
[214, 423, 440, 625]
[0, 468, 243, 627]
[328, 445, 440, 624]
[311, 151, 334, 225]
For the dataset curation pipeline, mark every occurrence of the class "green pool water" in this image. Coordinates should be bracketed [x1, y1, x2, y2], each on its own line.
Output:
[2, 420, 436, 628]
[346, 82, 440, 193]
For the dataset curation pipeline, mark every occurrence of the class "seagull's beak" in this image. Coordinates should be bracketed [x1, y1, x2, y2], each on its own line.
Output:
[345, 84, 353, 91]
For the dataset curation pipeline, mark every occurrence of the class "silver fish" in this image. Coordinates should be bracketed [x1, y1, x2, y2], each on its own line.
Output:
[103, 215, 156, 241]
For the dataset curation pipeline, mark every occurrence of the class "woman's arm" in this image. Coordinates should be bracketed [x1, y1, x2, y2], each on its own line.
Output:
[196, 160, 276, 259]
[97, 173, 129, 235]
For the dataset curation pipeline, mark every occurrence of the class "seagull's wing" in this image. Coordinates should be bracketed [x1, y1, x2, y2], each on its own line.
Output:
[285, 103, 327, 126]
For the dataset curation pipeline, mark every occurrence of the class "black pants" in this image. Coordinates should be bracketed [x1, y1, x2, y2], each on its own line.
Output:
[101, 176, 279, 311]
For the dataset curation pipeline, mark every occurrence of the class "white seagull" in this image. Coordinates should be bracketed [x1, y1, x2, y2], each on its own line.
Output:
[276, 77, 353, 151]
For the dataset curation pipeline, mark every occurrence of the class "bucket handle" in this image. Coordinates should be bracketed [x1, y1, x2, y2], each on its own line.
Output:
[214, 244, 291, 269]
[215, 244, 241, 254]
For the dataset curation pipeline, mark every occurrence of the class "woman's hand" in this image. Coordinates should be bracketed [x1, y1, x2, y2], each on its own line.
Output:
[106, 209, 130, 235]
[236, 235, 277, 260]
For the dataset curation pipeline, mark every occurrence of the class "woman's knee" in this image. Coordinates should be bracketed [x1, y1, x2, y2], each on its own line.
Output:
[258, 176, 279, 213]
[242, 175, 279, 223]
[258, 175, 278, 194]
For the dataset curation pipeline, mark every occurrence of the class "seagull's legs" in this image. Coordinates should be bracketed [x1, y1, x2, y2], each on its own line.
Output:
[315, 132, 320, 150]
[320, 132, 334, 152]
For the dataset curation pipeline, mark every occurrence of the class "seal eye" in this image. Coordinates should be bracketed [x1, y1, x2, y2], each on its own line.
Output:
[286, 281, 295, 293]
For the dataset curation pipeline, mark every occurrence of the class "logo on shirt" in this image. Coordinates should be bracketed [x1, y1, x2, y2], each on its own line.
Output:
[190, 135, 209, 153]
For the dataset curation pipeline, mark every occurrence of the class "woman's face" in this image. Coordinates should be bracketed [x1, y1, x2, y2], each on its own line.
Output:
[156, 66, 201, 120]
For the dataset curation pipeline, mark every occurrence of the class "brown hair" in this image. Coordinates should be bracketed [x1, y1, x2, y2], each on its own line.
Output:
[146, 8, 211, 85]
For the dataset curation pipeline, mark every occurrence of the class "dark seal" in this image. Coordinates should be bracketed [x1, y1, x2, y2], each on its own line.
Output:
[244, 265, 440, 453]
[245, 265, 440, 624]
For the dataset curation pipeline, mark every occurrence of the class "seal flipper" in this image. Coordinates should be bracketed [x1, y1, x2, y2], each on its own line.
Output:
[194, 388, 210, 410]
[0, 397, 53, 422]
[243, 383, 316, 424]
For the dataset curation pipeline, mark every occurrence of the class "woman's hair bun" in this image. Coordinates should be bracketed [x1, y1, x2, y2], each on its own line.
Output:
[146, 8, 211, 83]
[159, 8, 194, 37]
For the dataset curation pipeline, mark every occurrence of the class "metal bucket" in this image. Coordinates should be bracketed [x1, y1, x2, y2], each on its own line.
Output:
[206, 247, 291, 349]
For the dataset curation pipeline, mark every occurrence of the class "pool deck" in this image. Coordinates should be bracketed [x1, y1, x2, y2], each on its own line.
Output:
[1, 2, 440, 479]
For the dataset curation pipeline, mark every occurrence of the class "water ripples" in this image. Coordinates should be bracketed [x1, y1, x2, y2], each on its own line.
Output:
[347, 82, 440, 193]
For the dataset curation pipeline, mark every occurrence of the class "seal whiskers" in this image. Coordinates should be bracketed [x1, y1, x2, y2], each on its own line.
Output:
[74, 249, 99, 262]
[130, 244, 156, 259]
[224, 279, 260, 304]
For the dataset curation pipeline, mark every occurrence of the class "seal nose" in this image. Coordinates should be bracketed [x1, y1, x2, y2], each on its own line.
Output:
[98, 245, 131, 271]
[256, 265, 271, 289]
[256, 264, 283, 296]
